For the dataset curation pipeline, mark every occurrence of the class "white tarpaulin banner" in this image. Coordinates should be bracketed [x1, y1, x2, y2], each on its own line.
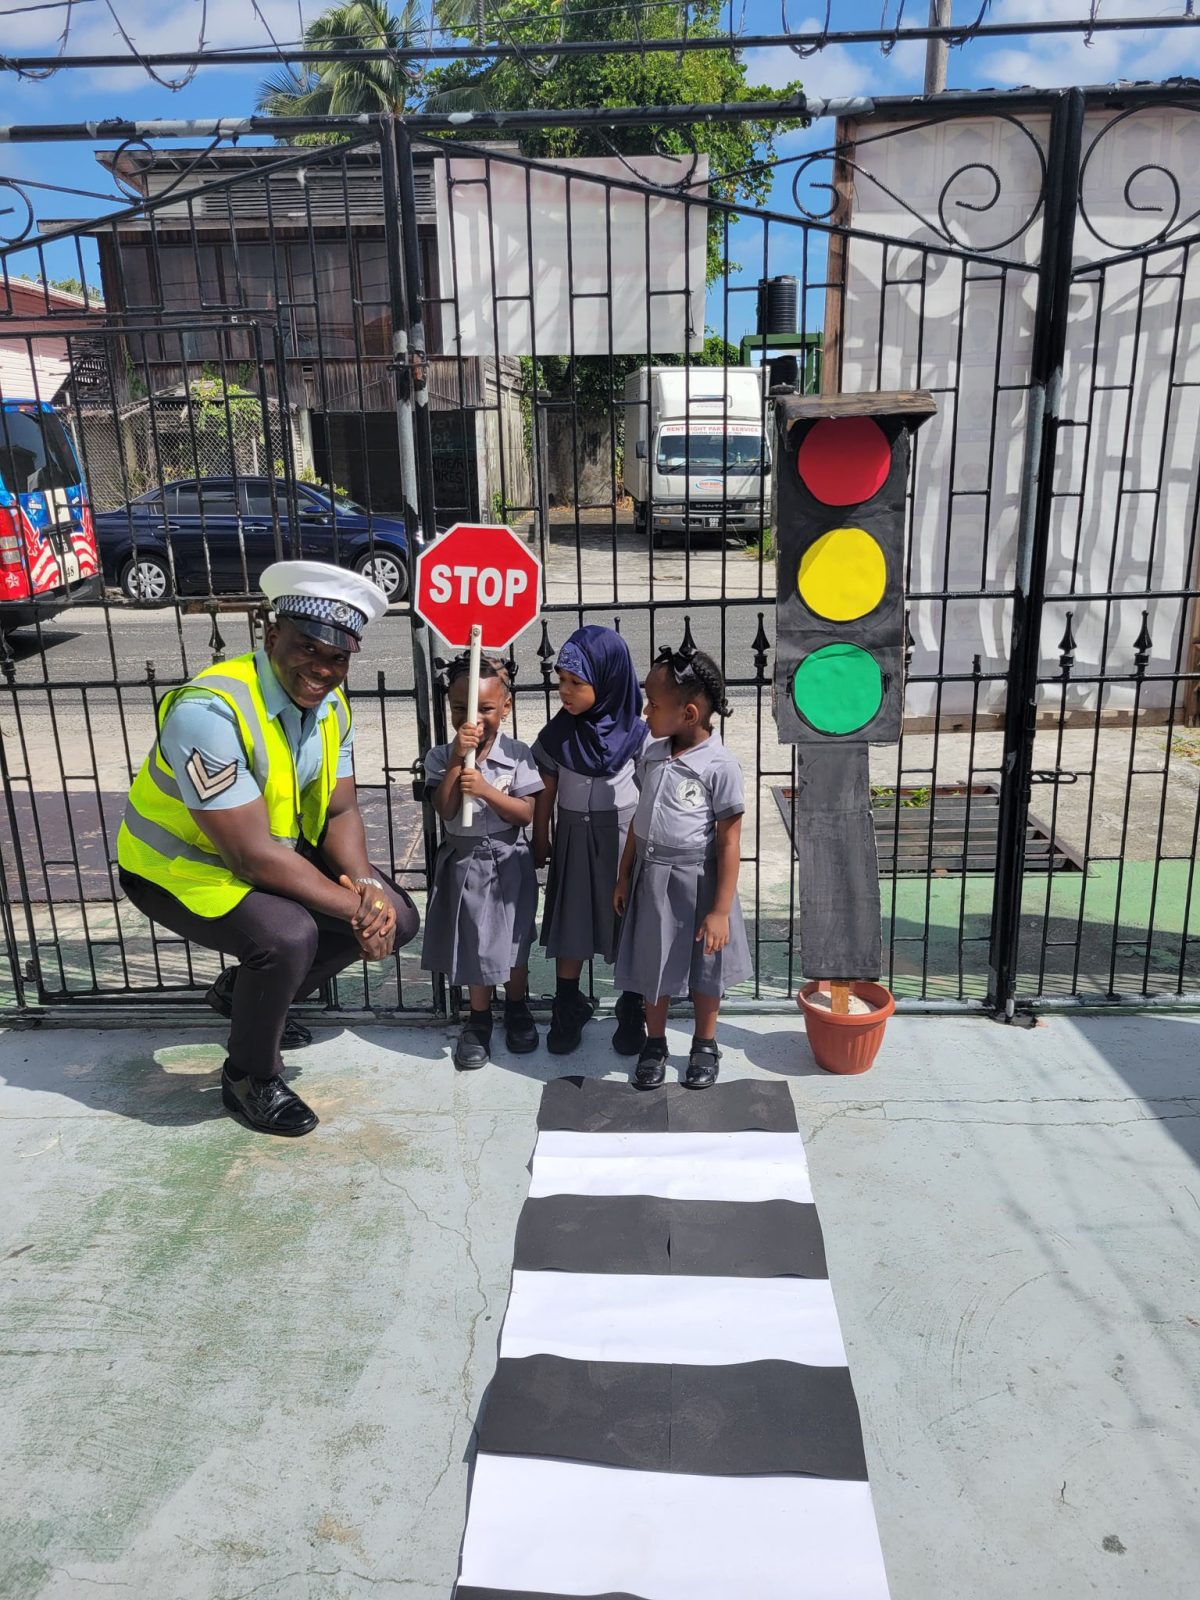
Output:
[434, 152, 709, 357]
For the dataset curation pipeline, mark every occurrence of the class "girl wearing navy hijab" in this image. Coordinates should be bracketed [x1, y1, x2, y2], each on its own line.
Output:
[532, 625, 648, 1055]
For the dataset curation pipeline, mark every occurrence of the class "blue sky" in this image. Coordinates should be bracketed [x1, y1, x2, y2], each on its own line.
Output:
[2, 0, 1197, 309]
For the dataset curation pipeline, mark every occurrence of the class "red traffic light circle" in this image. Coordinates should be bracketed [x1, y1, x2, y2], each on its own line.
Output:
[414, 523, 541, 650]
[796, 416, 892, 507]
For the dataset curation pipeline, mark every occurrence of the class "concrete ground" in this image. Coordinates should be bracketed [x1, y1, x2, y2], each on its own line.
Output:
[2, 1011, 1199, 1599]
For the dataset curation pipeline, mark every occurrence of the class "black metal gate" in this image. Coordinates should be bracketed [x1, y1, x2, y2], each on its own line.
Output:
[1, 87, 1197, 1021]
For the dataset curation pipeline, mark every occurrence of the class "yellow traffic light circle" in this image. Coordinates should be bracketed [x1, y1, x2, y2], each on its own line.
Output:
[797, 526, 887, 621]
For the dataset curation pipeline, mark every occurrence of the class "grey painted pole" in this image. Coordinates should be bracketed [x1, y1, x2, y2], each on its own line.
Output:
[924, 0, 952, 95]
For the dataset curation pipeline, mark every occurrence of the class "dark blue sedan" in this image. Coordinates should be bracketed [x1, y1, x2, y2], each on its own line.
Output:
[94, 476, 411, 603]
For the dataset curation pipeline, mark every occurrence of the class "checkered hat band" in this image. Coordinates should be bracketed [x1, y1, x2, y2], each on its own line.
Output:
[275, 594, 367, 637]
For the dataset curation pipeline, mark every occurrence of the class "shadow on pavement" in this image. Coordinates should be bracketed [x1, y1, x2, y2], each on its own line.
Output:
[1070, 1013, 1200, 1173]
[1, 1019, 447, 1128]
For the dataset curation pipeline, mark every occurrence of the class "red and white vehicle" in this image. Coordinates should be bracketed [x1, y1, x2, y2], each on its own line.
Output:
[0, 399, 101, 634]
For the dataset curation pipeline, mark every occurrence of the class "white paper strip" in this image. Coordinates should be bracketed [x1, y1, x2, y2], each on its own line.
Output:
[528, 1131, 813, 1203]
[500, 1270, 847, 1367]
[458, 1453, 891, 1600]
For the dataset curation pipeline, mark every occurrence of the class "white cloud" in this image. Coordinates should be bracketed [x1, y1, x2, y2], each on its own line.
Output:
[965, 0, 1200, 91]
[2, 0, 311, 65]
[744, 40, 867, 102]
[744, 12, 927, 104]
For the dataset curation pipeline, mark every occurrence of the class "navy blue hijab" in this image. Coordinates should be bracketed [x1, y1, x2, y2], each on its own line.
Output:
[538, 625, 647, 777]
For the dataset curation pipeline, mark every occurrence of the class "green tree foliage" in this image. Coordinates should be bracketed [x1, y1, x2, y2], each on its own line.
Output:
[524, 330, 742, 417]
[256, 0, 488, 132]
[37, 274, 104, 303]
[256, 3, 801, 418]
[431, 1, 801, 414]
[431, 0, 803, 278]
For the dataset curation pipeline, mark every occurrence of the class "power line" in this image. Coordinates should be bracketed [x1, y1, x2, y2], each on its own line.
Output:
[0, 0, 97, 15]
[3, 8, 1199, 74]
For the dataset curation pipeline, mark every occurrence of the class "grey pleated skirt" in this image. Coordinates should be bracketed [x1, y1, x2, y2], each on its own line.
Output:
[541, 804, 633, 963]
[613, 841, 753, 1001]
[421, 830, 538, 987]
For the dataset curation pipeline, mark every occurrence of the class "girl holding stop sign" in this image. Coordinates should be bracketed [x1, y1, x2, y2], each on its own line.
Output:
[420, 655, 544, 1069]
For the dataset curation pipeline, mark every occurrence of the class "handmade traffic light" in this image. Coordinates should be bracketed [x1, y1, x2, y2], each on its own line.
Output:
[771, 391, 936, 986]
[773, 392, 936, 747]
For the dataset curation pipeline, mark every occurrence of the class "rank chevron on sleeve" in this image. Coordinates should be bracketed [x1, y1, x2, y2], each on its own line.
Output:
[185, 748, 238, 802]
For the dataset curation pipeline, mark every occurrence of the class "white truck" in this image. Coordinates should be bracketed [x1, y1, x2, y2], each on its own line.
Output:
[623, 365, 770, 545]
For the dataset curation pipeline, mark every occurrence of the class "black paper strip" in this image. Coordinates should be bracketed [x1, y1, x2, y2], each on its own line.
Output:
[457, 1589, 648, 1600]
[537, 1076, 798, 1135]
[480, 1357, 670, 1472]
[514, 1195, 827, 1278]
[479, 1356, 868, 1480]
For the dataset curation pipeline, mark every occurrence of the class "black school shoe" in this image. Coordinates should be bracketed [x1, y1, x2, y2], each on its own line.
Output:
[504, 997, 540, 1054]
[221, 1065, 319, 1136]
[684, 1037, 720, 1090]
[612, 990, 646, 1057]
[547, 991, 596, 1055]
[633, 1037, 669, 1090]
[454, 1014, 492, 1070]
[206, 966, 313, 1051]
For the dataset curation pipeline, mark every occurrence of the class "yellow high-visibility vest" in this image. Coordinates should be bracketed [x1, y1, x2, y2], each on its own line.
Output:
[117, 652, 350, 918]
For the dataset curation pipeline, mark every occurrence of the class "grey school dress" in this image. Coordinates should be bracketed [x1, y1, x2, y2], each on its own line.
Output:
[420, 733, 543, 987]
[613, 731, 753, 1001]
[532, 737, 639, 964]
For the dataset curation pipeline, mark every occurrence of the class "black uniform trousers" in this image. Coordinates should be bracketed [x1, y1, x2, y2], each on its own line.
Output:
[119, 857, 419, 1078]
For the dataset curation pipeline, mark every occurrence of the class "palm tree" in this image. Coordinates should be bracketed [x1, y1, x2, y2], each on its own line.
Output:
[256, 0, 488, 121]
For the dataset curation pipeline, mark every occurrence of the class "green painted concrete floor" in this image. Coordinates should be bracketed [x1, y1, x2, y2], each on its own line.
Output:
[2, 1011, 1200, 1599]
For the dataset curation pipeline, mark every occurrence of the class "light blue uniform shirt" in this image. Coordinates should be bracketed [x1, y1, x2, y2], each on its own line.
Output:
[159, 648, 354, 812]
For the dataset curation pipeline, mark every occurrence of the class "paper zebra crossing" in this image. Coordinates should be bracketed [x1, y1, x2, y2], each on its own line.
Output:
[454, 1076, 891, 1600]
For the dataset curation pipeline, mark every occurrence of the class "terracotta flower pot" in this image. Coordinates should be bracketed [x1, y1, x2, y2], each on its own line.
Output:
[797, 981, 895, 1074]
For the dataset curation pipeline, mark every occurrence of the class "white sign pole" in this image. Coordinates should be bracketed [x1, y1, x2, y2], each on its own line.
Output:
[460, 622, 483, 827]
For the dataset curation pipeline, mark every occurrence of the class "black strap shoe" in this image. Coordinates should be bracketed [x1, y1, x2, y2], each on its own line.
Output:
[504, 998, 540, 1055]
[685, 1037, 720, 1090]
[547, 991, 596, 1055]
[221, 1066, 319, 1136]
[633, 1038, 668, 1090]
[454, 1018, 492, 1070]
[206, 967, 313, 1051]
[612, 990, 647, 1057]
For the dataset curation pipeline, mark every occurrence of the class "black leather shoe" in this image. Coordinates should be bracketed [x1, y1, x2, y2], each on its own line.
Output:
[633, 1039, 668, 1090]
[504, 998, 539, 1054]
[547, 991, 595, 1055]
[221, 1066, 318, 1136]
[685, 1037, 720, 1090]
[207, 967, 313, 1051]
[454, 1019, 492, 1070]
[612, 990, 646, 1057]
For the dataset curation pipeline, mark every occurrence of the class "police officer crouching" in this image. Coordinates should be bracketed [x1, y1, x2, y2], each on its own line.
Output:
[117, 560, 419, 1136]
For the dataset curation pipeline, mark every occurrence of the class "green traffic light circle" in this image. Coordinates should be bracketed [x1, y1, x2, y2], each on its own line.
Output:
[792, 644, 883, 735]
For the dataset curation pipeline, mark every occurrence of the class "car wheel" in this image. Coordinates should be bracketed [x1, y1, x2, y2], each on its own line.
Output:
[121, 554, 171, 602]
[355, 548, 408, 602]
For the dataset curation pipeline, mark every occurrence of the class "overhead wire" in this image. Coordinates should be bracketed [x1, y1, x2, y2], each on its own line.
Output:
[0, 1, 1198, 77]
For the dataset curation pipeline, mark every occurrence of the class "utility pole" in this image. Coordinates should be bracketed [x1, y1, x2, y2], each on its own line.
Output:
[924, 0, 951, 95]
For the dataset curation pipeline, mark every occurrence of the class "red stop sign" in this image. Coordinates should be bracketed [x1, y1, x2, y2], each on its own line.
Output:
[413, 523, 542, 650]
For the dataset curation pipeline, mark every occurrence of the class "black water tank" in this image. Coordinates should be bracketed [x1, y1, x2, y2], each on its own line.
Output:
[757, 274, 798, 336]
[767, 355, 799, 392]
